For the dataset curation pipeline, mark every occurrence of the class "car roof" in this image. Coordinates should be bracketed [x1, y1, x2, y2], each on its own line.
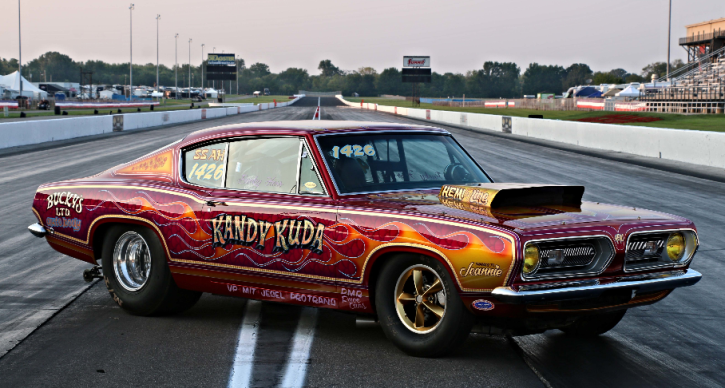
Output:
[181, 120, 449, 146]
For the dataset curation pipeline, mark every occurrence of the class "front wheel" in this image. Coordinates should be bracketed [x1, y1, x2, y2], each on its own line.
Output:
[559, 309, 627, 337]
[101, 225, 201, 316]
[375, 254, 473, 357]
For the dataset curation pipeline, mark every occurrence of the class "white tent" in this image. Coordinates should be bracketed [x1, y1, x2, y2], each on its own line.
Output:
[99, 90, 115, 99]
[0, 71, 48, 99]
[616, 85, 641, 98]
[205, 89, 219, 98]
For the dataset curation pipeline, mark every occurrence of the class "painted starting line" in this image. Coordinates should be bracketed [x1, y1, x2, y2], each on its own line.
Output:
[228, 301, 318, 388]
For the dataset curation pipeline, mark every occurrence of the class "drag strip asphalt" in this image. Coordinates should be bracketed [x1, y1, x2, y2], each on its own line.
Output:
[0, 99, 723, 387]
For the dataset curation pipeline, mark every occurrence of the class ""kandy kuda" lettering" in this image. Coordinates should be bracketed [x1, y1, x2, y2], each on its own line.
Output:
[211, 214, 325, 254]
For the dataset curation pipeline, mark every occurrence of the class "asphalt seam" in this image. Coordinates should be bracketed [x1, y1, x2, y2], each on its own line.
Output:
[0, 279, 99, 362]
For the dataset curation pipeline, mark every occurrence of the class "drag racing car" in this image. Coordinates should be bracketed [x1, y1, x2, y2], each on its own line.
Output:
[28, 121, 702, 357]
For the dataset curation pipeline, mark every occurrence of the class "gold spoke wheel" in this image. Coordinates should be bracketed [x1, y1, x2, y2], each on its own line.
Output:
[395, 265, 447, 334]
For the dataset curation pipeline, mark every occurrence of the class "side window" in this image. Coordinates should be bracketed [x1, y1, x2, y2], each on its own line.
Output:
[299, 144, 325, 195]
[184, 142, 228, 188]
[226, 138, 300, 193]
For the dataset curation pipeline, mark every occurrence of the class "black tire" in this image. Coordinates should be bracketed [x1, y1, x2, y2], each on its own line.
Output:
[101, 225, 202, 316]
[375, 254, 473, 357]
[559, 309, 627, 337]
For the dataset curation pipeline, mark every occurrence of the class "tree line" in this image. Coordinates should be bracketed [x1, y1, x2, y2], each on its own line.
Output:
[0, 52, 684, 97]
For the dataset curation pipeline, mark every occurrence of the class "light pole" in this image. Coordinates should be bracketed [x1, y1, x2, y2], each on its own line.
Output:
[175, 33, 178, 100]
[129, 3, 134, 100]
[201, 43, 205, 94]
[237, 55, 240, 95]
[666, 0, 672, 80]
[18, 0, 23, 104]
[213, 47, 216, 89]
[156, 14, 160, 91]
[188, 38, 192, 96]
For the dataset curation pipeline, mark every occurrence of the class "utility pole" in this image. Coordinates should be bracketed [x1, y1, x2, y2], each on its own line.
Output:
[237, 55, 240, 95]
[666, 0, 672, 80]
[156, 14, 160, 91]
[189, 38, 192, 95]
[18, 0, 23, 105]
[175, 33, 178, 100]
[201, 43, 205, 94]
[212, 47, 215, 89]
[129, 3, 134, 99]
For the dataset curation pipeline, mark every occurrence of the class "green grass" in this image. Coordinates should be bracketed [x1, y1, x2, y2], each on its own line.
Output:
[346, 97, 725, 132]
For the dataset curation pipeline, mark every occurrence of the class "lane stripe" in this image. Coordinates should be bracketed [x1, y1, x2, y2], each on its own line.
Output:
[280, 308, 319, 388]
[228, 300, 262, 388]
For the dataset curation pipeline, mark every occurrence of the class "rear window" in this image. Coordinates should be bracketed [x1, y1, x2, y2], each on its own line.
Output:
[184, 142, 228, 188]
[183, 137, 326, 195]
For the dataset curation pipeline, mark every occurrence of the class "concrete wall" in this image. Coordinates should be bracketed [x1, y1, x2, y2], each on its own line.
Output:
[0, 116, 113, 148]
[0, 96, 303, 149]
[335, 95, 725, 169]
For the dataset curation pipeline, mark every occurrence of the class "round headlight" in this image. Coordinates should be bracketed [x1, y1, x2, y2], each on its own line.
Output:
[523, 244, 540, 274]
[666, 232, 685, 261]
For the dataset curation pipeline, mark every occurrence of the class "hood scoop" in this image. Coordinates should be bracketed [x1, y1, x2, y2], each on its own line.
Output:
[438, 183, 584, 209]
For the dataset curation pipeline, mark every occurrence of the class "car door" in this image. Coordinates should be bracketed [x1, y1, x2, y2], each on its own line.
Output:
[193, 136, 345, 306]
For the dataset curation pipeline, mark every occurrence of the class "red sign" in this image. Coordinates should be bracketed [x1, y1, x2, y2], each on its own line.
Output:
[403, 56, 430, 67]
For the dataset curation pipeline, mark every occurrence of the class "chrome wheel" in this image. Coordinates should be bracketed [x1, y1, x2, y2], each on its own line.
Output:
[394, 264, 447, 334]
[113, 231, 152, 292]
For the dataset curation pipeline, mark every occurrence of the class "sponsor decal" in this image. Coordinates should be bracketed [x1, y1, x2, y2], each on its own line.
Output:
[130, 154, 169, 172]
[45, 217, 82, 232]
[502, 116, 512, 133]
[460, 262, 503, 278]
[341, 287, 367, 310]
[218, 282, 336, 306]
[46, 191, 84, 214]
[290, 292, 337, 307]
[304, 182, 317, 189]
[472, 299, 495, 311]
[112, 115, 124, 131]
[211, 214, 325, 253]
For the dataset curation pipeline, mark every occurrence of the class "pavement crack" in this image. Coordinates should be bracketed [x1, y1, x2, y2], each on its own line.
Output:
[506, 335, 554, 388]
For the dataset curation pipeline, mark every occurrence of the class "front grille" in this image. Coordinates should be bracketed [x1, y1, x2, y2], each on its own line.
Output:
[522, 236, 615, 281]
[539, 244, 596, 269]
[625, 233, 669, 264]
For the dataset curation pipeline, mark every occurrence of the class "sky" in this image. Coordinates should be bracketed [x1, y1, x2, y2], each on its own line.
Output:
[1, 0, 723, 75]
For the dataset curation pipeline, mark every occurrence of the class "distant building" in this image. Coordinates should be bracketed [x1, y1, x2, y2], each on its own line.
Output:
[680, 17, 725, 62]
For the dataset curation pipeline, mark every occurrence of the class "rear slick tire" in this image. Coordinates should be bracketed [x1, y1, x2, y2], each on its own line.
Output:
[101, 225, 201, 316]
[375, 254, 473, 358]
[559, 309, 627, 337]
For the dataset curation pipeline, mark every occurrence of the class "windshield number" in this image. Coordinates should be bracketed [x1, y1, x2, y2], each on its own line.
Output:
[331, 144, 376, 159]
[189, 162, 225, 181]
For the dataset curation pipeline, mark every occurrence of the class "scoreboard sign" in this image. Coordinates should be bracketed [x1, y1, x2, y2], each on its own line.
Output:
[207, 53, 237, 81]
[402, 56, 431, 83]
[208, 54, 235, 66]
[402, 68, 432, 83]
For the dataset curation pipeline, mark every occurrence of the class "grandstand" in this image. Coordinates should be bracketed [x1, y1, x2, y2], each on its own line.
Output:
[642, 19, 725, 114]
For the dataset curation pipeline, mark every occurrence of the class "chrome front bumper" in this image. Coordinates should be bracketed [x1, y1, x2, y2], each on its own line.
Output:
[28, 223, 49, 238]
[492, 269, 702, 304]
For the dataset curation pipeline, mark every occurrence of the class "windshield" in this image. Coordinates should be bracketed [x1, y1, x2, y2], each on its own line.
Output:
[316, 133, 490, 194]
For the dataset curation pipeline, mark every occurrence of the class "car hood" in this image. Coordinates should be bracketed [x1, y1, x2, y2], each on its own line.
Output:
[340, 190, 689, 234]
